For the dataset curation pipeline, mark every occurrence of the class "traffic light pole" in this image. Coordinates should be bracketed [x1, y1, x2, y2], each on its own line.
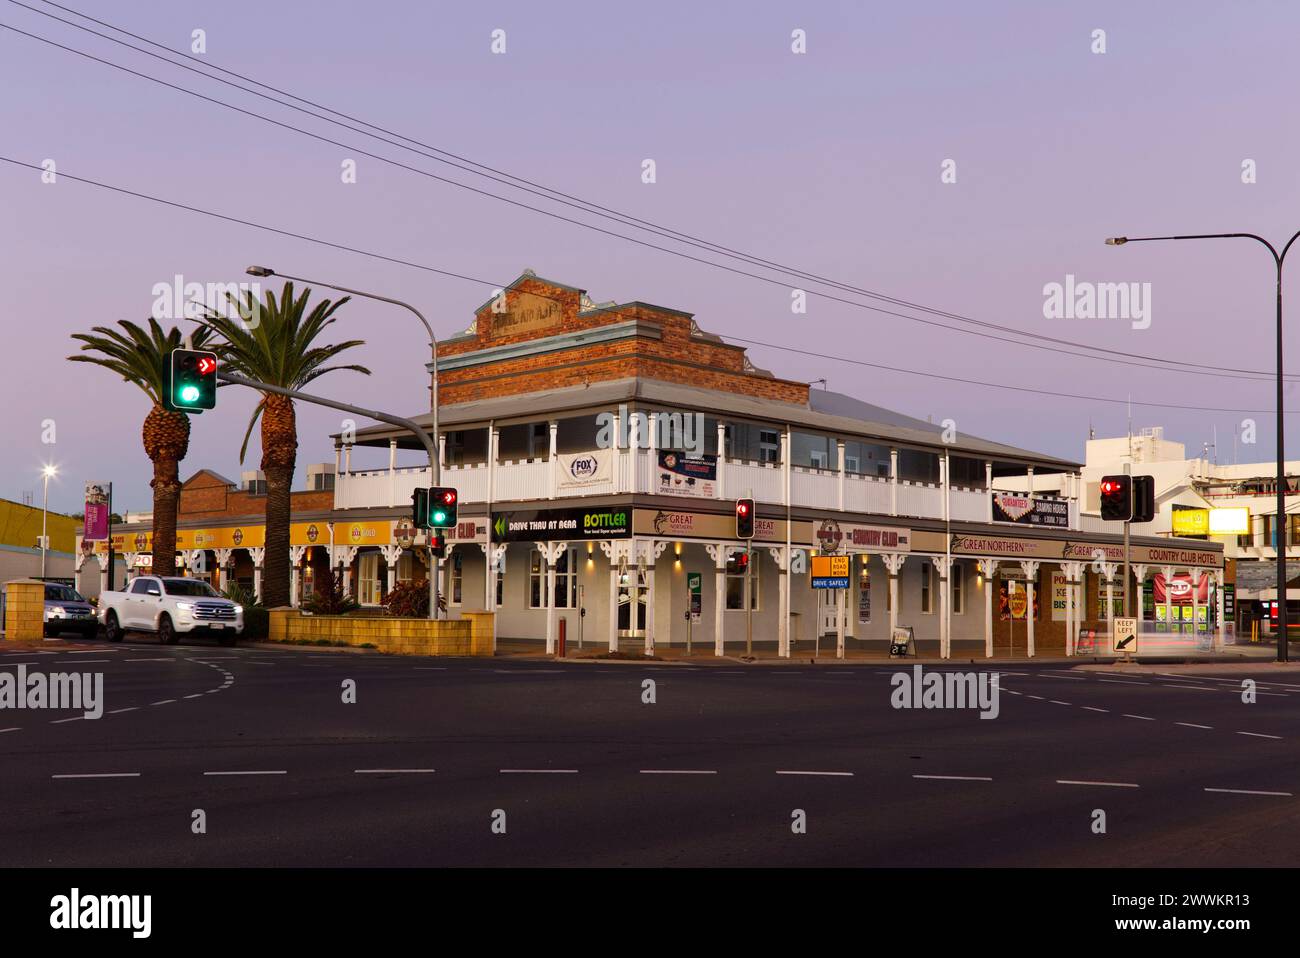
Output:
[216, 370, 441, 620]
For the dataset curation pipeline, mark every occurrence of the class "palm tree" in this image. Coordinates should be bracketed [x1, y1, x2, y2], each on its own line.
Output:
[200, 282, 369, 607]
[68, 319, 214, 578]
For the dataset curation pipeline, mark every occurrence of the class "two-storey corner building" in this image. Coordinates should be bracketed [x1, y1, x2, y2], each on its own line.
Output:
[329, 270, 1229, 657]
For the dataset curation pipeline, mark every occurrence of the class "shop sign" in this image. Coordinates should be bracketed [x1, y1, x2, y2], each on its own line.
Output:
[493, 507, 630, 541]
[656, 451, 717, 499]
[991, 492, 1070, 528]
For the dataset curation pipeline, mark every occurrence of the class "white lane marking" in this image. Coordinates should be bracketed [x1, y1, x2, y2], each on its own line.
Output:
[1177, 722, 1213, 729]
[776, 770, 854, 777]
[913, 774, 993, 782]
[355, 768, 437, 774]
[0, 662, 39, 667]
[52, 772, 140, 779]
[1236, 731, 1283, 740]
[183, 694, 204, 699]
[1043, 674, 1087, 681]
[150, 700, 176, 706]
[124, 658, 176, 662]
[1158, 684, 1217, 691]
[0, 727, 20, 733]
[1099, 679, 1149, 686]
[639, 769, 717, 775]
[1122, 714, 1155, 721]
[414, 668, 447, 671]
[244, 662, 276, 666]
[203, 770, 286, 776]
[1005, 690, 1022, 696]
[1205, 787, 1292, 797]
[1082, 706, 1109, 713]
[1027, 695, 1045, 700]
[50, 716, 83, 724]
[106, 707, 138, 715]
[1057, 779, 1139, 788]
[49, 658, 110, 664]
[499, 769, 578, 774]
[1049, 700, 1072, 706]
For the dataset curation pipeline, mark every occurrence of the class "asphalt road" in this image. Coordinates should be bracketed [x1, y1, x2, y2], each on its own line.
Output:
[1, 638, 1297, 867]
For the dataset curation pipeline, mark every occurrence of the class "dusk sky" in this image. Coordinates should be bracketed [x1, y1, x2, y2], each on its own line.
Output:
[5, 0, 1300, 513]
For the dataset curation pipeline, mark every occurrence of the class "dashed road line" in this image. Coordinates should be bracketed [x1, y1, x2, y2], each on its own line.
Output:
[106, 707, 138, 715]
[50, 716, 83, 724]
[639, 769, 717, 775]
[1177, 722, 1213, 729]
[355, 768, 436, 775]
[1204, 787, 1292, 797]
[500, 768, 578, 774]
[1056, 779, 1139, 788]
[913, 774, 993, 782]
[1081, 706, 1109, 713]
[203, 770, 287, 777]
[1122, 714, 1155, 721]
[52, 772, 140, 779]
[1236, 731, 1283, 740]
[150, 699, 176, 706]
[776, 770, 854, 777]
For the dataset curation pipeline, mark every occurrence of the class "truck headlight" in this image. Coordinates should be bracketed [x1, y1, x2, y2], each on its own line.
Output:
[175, 602, 194, 612]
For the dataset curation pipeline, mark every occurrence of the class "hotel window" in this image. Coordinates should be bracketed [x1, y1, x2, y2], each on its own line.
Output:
[844, 440, 890, 477]
[758, 429, 780, 464]
[358, 553, 381, 606]
[450, 551, 463, 605]
[952, 564, 964, 614]
[725, 552, 760, 611]
[397, 552, 414, 583]
[921, 563, 933, 614]
[529, 548, 578, 609]
[791, 431, 833, 470]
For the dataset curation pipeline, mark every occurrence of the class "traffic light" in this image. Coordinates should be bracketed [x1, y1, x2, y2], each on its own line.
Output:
[411, 487, 430, 528]
[1132, 475, 1156, 523]
[1099, 475, 1132, 522]
[430, 534, 447, 559]
[163, 349, 218, 412]
[735, 497, 755, 539]
[429, 487, 458, 528]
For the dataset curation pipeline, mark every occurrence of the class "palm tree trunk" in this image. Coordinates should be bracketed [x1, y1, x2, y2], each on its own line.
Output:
[150, 455, 181, 578]
[260, 394, 297, 607]
[143, 405, 189, 579]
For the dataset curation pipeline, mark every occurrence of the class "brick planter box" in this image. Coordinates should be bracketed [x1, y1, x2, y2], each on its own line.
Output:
[267, 609, 493, 656]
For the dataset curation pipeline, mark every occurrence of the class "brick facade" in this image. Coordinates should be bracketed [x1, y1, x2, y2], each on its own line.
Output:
[178, 470, 333, 522]
[438, 273, 809, 406]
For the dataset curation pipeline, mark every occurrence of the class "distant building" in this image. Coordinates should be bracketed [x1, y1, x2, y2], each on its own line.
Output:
[0, 496, 78, 585]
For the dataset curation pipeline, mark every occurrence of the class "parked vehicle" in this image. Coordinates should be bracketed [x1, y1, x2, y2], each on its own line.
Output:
[43, 584, 97, 639]
[97, 576, 244, 645]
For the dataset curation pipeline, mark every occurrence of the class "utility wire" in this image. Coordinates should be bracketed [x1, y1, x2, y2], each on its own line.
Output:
[2, 153, 1294, 416]
[2, 4, 1289, 383]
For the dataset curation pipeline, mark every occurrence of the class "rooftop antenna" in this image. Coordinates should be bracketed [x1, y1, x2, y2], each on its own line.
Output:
[810, 378, 827, 389]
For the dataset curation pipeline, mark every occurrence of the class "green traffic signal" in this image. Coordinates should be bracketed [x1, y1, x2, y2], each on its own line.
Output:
[164, 349, 218, 413]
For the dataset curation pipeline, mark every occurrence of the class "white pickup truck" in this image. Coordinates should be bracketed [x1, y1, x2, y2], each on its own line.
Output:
[98, 576, 244, 645]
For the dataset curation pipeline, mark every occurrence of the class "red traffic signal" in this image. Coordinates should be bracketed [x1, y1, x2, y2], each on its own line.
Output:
[735, 497, 755, 539]
[1099, 474, 1132, 522]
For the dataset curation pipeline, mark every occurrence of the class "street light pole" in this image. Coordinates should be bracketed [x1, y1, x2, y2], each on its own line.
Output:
[246, 266, 442, 619]
[1107, 231, 1300, 663]
[40, 464, 56, 579]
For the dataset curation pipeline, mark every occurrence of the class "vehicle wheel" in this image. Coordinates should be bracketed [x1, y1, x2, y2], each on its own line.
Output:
[159, 615, 178, 645]
[103, 612, 124, 643]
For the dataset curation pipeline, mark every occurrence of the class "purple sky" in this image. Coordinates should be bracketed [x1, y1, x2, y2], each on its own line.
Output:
[5, 0, 1300, 514]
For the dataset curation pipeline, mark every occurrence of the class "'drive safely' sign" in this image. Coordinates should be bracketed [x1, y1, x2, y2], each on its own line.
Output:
[811, 555, 849, 589]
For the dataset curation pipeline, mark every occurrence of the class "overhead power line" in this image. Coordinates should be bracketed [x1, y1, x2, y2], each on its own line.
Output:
[2, 153, 1294, 417]
[1, 2, 1290, 383]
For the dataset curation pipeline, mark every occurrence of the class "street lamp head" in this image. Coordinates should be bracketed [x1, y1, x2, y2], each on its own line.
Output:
[1104, 237, 1128, 246]
[42, 464, 57, 478]
[246, 265, 276, 277]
